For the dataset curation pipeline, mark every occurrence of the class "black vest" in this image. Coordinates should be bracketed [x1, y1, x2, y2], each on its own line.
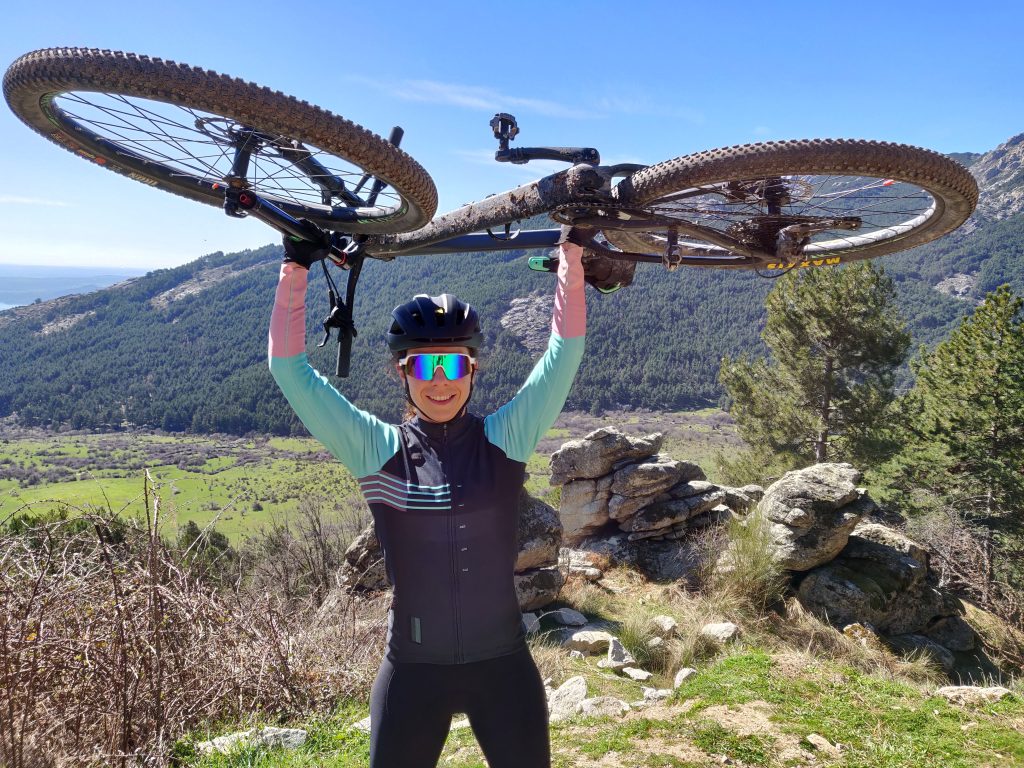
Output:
[359, 412, 527, 664]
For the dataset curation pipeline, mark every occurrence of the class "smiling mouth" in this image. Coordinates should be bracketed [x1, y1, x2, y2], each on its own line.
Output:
[426, 393, 456, 403]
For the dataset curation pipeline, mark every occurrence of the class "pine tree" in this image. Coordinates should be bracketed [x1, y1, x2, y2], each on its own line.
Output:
[909, 284, 1024, 526]
[876, 285, 1024, 604]
[720, 263, 910, 465]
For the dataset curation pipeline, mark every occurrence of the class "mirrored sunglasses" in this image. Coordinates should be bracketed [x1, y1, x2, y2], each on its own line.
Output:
[400, 353, 475, 381]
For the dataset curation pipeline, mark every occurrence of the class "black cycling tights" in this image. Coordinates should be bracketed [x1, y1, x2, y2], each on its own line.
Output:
[369, 645, 549, 768]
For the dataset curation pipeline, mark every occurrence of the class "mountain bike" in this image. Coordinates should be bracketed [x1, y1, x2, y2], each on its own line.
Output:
[4, 48, 979, 373]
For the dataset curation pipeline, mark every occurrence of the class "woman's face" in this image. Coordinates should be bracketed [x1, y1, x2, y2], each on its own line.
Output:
[397, 345, 476, 423]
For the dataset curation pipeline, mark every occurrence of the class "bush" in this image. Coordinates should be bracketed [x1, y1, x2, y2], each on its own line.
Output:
[0, 485, 386, 768]
[706, 509, 788, 615]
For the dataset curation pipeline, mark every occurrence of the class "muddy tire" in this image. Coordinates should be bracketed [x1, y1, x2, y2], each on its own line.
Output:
[611, 139, 978, 266]
[4, 48, 437, 233]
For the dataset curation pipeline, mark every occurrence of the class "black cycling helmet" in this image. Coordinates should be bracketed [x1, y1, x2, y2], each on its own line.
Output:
[387, 293, 483, 354]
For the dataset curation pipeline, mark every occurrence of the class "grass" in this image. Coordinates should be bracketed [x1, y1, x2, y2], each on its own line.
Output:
[5, 422, 1023, 766]
[0, 431, 363, 541]
[176, 648, 1024, 767]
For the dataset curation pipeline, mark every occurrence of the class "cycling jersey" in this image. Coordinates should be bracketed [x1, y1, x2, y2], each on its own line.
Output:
[268, 247, 585, 664]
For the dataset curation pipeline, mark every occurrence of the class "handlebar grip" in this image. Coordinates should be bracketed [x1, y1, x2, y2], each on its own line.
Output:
[335, 326, 354, 378]
[528, 255, 559, 273]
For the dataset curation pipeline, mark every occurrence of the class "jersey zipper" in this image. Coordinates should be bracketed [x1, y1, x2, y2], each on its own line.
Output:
[444, 422, 464, 663]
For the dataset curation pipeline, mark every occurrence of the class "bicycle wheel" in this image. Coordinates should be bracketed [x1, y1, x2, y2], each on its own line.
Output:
[607, 139, 978, 268]
[4, 48, 437, 234]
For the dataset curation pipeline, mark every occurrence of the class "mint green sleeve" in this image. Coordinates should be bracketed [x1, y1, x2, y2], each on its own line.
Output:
[270, 353, 400, 478]
[484, 333, 585, 463]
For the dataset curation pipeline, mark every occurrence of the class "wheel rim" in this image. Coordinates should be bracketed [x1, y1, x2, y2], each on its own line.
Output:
[610, 173, 943, 263]
[44, 90, 410, 222]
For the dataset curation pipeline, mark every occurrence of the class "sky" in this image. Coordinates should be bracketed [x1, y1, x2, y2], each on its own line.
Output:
[0, 0, 1021, 269]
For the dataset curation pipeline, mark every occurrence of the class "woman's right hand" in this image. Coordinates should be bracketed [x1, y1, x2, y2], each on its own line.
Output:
[282, 225, 330, 269]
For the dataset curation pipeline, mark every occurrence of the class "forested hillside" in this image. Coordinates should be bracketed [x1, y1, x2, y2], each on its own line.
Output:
[0, 134, 1022, 435]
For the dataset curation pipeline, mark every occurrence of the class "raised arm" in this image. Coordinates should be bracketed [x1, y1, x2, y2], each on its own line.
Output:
[268, 261, 400, 478]
[484, 241, 586, 462]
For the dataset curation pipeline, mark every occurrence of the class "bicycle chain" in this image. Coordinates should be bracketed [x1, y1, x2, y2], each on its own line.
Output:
[549, 200, 636, 226]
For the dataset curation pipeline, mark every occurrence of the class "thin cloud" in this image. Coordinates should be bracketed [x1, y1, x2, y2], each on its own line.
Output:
[596, 95, 705, 124]
[351, 76, 594, 119]
[0, 195, 70, 207]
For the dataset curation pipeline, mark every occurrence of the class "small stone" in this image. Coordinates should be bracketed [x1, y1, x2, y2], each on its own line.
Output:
[563, 630, 615, 654]
[642, 687, 673, 701]
[936, 685, 1013, 706]
[673, 667, 697, 688]
[740, 484, 765, 500]
[198, 727, 308, 755]
[548, 676, 588, 721]
[569, 649, 585, 660]
[350, 716, 372, 734]
[580, 696, 631, 717]
[700, 622, 740, 644]
[649, 615, 679, 638]
[569, 565, 603, 581]
[623, 667, 654, 681]
[628, 699, 657, 709]
[805, 733, 841, 756]
[647, 636, 665, 650]
[522, 612, 540, 635]
[842, 622, 884, 651]
[600, 637, 635, 671]
[450, 717, 470, 731]
[548, 607, 588, 626]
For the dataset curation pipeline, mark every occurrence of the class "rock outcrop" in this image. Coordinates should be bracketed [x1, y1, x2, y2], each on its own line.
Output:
[333, 424, 1001, 683]
[971, 132, 1024, 221]
[551, 427, 750, 546]
[550, 427, 665, 485]
[728, 465, 988, 680]
[796, 522, 960, 636]
[759, 463, 873, 571]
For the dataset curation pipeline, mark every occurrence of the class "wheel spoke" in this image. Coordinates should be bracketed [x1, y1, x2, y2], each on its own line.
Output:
[52, 91, 402, 210]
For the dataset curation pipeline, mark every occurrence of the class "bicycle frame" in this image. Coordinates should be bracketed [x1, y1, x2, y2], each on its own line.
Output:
[235, 160, 766, 268]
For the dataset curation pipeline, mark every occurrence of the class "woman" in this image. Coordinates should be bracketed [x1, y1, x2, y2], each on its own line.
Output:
[268, 229, 588, 768]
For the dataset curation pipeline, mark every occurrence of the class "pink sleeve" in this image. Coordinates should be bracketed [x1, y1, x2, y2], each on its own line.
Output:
[551, 243, 586, 339]
[268, 262, 308, 358]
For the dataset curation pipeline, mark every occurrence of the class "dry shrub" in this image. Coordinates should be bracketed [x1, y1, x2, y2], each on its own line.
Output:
[0, 479, 386, 768]
[614, 602, 668, 672]
[558, 574, 616, 619]
[906, 508, 1023, 629]
[761, 601, 945, 686]
[526, 634, 573, 685]
[238, 496, 365, 607]
[700, 510, 788, 617]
